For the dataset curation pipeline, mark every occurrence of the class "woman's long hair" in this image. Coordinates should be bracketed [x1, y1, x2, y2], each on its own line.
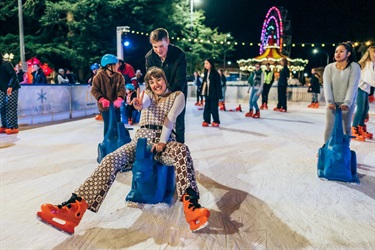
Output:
[358, 46, 375, 69]
[203, 58, 217, 78]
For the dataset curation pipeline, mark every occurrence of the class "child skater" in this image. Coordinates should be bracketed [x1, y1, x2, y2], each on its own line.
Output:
[91, 54, 125, 136]
[37, 67, 210, 234]
[125, 83, 137, 125]
[307, 68, 321, 108]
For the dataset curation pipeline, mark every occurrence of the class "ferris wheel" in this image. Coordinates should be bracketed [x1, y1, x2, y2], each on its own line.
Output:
[259, 6, 292, 57]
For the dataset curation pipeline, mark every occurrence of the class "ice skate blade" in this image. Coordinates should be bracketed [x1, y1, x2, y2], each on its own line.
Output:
[36, 212, 74, 235]
[191, 221, 209, 232]
[188, 214, 209, 232]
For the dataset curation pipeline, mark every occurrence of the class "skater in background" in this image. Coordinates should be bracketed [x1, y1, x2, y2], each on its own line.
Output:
[201, 58, 222, 127]
[273, 58, 290, 112]
[218, 69, 226, 111]
[369, 86, 374, 103]
[57, 68, 69, 84]
[245, 63, 264, 118]
[91, 54, 125, 136]
[118, 59, 136, 86]
[351, 45, 375, 141]
[145, 28, 187, 143]
[37, 67, 210, 234]
[15, 63, 29, 84]
[307, 68, 321, 108]
[260, 63, 274, 110]
[31, 63, 47, 84]
[323, 41, 361, 143]
[0, 58, 20, 134]
[135, 69, 144, 90]
[193, 71, 203, 106]
[87, 63, 100, 86]
[87, 63, 103, 121]
[125, 83, 137, 125]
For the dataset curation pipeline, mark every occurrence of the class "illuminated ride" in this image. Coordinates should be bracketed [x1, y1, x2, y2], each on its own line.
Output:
[237, 6, 308, 73]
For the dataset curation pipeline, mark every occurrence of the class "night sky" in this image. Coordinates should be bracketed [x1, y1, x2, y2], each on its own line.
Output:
[197, 0, 375, 68]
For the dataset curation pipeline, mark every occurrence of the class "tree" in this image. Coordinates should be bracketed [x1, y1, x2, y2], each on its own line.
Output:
[0, 0, 235, 81]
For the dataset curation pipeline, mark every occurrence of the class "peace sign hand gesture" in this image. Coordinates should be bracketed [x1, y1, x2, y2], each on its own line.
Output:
[132, 90, 144, 110]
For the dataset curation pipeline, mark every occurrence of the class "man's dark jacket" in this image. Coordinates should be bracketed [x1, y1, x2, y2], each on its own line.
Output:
[0, 60, 20, 93]
[145, 44, 187, 93]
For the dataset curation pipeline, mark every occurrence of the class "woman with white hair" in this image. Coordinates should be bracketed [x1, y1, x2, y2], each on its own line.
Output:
[57, 68, 69, 84]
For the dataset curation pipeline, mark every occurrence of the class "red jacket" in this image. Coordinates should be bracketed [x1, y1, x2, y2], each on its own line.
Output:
[119, 63, 137, 88]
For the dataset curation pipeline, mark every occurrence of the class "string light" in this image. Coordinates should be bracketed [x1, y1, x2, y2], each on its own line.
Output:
[127, 29, 371, 48]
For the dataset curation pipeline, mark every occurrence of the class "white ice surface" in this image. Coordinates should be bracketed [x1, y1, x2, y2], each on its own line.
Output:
[1, 99, 374, 249]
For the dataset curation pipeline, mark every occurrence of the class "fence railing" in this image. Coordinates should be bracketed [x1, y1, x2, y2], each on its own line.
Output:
[10, 82, 323, 125]
[187, 81, 324, 103]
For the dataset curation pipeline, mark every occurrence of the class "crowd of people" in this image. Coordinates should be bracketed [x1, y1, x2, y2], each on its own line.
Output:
[1, 27, 373, 235]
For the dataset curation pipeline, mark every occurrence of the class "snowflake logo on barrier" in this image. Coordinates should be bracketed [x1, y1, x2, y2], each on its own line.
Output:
[37, 89, 47, 104]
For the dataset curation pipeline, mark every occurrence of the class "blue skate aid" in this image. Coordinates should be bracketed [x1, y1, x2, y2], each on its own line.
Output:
[97, 103, 131, 163]
[126, 138, 176, 204]
[317, 107, 359, 183]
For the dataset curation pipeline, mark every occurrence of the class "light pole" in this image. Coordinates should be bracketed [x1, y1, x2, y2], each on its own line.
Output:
[313, 49, 329, 66]
[116, 26, 130, 60]
[18, 0, 26, 71]
[190, 0, 193, 28]
[190, 0, 201, 30]
[223, 34, 230, 70]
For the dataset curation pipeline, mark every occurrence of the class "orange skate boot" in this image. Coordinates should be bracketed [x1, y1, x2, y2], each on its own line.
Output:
[245, 110, 253, 117]
[369, 95, 374, 103]
[95, 113, 103, 121]
[252, 110, 260, 118]
[182, 188, 210, 231]
[360, 125, 373, 139]
[5, 128, 19, 134]
[219, 102, 226, 111]
[37, 193, 88, 234]
[236, 105, 242, 112]
[351, 126, 365, 141]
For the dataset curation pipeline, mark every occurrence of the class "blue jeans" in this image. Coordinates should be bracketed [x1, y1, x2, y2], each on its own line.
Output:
[311, 93, 318, 103]
[353, 88, 369, 126]
[249, 87, 260, 111]
[220, 87, 226, 102]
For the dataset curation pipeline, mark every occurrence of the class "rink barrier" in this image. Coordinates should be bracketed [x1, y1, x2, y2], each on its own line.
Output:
[16, 84, 98, 125]
[11, 83, 323, 126]
[187, 81, 325, 103]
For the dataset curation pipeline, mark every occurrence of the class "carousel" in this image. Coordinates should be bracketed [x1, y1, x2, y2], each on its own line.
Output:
[237, 38, 308, 73]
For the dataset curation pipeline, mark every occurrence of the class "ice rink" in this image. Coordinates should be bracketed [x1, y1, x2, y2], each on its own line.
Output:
[1, 99, 374, 249]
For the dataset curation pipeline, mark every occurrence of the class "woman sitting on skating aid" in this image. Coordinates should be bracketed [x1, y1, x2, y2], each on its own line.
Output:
[37, 67, 210, 234]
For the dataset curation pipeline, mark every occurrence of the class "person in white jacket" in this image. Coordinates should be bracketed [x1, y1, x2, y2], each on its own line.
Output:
[352, 45, 375, 141]
[57, 68, 69, 84]
[323, 41, 361, 143]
